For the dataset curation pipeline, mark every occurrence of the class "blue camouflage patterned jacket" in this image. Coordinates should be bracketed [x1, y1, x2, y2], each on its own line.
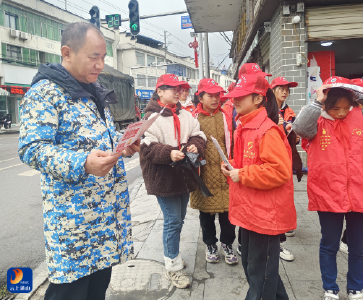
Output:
[18, 64, 133, 284]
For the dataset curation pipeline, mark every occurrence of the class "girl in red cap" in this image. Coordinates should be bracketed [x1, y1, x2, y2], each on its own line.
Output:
[190, 78, 237, 266]
[221, 74, 296, 300]
[140, 74, 207, 289]
[271, 76, 300, 262]
[179, 87, 195, 113]
[292, 77, 363, 300]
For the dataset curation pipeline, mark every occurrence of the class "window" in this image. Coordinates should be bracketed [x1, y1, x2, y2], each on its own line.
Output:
[106, 41, 113, 57]
[167, 64, 186, 77]
[147, 55, 155, 66]
[136, 51, 145, 66]
[136, 74, 146, 86]
[5, 13, 17, 30]
[6, 45, 21, 62]
[187, 68, 196, 80]
[148, 76, 157, 87]
[157, 57, 164, 66]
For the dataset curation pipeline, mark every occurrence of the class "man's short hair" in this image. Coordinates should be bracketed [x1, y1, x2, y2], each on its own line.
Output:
[61, 22, 104, 53]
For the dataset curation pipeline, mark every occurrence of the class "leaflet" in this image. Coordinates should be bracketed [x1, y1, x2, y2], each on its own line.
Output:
[210, 135, 233, 170]
[112, 112, 160, 155]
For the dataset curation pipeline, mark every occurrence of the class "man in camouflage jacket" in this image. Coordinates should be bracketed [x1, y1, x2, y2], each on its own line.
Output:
[18, 23, 135, 299]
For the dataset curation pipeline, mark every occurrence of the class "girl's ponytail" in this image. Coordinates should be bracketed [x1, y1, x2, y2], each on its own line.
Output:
[193, 91, 205, 107]
[265, 88, 279, 124]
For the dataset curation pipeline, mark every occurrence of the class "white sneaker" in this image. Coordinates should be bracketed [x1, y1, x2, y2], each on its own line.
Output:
[323, 290, 339, 300]
[340, 242, 348, 254]
[348, 290, 363, 300]
[165, 270, 191, 289]
[285, 230, 295, 237]
[280, 244, 294, 262]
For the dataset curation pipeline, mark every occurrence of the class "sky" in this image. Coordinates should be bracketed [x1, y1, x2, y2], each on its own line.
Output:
[45, 0, 233, 69]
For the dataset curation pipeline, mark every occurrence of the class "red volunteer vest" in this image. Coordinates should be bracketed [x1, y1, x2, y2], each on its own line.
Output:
[229, 109, 297, 235]
[302, 107, 363, 213]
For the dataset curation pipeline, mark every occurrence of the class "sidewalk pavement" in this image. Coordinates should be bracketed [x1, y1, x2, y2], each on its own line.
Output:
[24, 175, 350, 300]
[0, 124, 20, 134]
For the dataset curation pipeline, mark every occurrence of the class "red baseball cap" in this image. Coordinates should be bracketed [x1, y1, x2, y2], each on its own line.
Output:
[270, 77, 298, 89]
[155, 74, 191, 90]
[220, 82, 236, 101]
[323, 76, 351, 85]
[223, 74, 270, 98]
[195, 78, 225, 95]
[238, 63, 272, 78]
[351, 78, 363, 87]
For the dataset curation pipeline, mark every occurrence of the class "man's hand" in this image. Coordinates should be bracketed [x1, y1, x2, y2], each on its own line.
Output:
[121, 139, 141, 157]
[285, 123, 292, 132]
[171, 150, 185, 162]
[85, 150, 122, 177]
[229, 169, 241, 183]
[187, 144, 198, 153]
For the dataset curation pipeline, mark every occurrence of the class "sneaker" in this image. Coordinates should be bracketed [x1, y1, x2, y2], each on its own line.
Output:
[221, 243, 238, 264]
[285, 230, 295, 237]
[324, 290, 339, 300]
[348, 290, 363, 300]
[237, 243, 241, 256]
[165, 270, 191, 289]
[340, 242, 348, 254]
[206, 244, 219, 263]
[280, 244, 294, 262]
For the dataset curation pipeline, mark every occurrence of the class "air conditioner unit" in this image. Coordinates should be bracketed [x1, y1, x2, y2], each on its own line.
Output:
[20, 32, 28, 40]
[9, 29, 18, 38]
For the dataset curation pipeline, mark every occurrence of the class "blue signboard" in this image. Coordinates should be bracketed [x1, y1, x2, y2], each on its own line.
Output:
[181, 16, 193, 29]
[136, 89, 154, 99]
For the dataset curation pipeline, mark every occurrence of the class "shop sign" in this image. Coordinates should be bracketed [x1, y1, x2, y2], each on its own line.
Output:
[0, 85, 30, 95]
[136, 89, 154, 99]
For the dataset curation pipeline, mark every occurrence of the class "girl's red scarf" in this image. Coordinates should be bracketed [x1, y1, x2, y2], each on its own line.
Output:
[195, 103, 224, 116]
[157, 100, 181, 149]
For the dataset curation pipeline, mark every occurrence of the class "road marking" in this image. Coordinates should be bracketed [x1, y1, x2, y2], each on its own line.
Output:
[0, 157, 18, 163]
[18, 169, 40, 176]
[0, 163, 23, 172]
[124, 158, 140, 172]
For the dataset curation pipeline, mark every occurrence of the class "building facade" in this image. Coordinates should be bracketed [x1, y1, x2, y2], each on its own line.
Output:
[185, 0, 363, 165]
[0, 0, 118, 123]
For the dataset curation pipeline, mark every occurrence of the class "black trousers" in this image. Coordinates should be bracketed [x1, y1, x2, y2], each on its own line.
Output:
[241, 228, 289, 300]
[44, 267, 112, 300]
[199, 211, 236, 245]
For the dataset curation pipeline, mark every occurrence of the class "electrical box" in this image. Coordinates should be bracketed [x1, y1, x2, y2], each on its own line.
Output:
[297, 2, 305, 13]
[296, 53, 302, 67]
[283, 5, 290, 15]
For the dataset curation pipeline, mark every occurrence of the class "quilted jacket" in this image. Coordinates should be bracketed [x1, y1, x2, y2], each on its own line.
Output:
[190, 111, 230, 213]
[18, 64, 133, 284]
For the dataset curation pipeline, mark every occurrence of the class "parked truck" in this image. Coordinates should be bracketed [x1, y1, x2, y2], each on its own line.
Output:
[98, 64, 140, 131]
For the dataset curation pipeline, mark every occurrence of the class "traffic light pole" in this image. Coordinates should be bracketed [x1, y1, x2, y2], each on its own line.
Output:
[198, 33, 204, 79]
[204, 33, 210, 78]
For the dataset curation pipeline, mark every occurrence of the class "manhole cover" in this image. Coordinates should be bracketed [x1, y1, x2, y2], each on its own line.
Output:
[106, 260, 173, 300]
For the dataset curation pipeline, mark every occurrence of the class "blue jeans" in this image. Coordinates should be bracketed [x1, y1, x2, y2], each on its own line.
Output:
[156, 193, 189, 259]
[318, 211, 363, 292]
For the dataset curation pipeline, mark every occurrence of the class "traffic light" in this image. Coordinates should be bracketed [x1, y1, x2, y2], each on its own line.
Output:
[128, 0, 140, 36]
[105, 14, 121, 29]
[89, 6, 100, 29]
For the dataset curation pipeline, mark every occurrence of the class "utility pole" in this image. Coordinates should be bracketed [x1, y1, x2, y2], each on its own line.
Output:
[198, 33, 204, 80]
[164, 31, 167, 60]
[204, 33, 210, 78]
[65, 0, 67, 10]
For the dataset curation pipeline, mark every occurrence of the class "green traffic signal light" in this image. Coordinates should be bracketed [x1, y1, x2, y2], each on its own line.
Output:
[128, 0, 140, 36]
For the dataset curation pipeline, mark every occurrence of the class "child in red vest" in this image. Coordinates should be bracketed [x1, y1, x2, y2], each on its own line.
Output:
[271, 76, 300, 262]
[221, 74, 296, 300]
[190, 78, 237, 265]
[292, 76, 363, 300]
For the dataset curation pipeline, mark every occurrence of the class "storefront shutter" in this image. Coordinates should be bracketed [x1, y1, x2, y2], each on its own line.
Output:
[306, 4, 363, 40]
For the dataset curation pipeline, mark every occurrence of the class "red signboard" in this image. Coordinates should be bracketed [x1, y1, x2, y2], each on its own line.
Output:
[0, 85, 30, 95]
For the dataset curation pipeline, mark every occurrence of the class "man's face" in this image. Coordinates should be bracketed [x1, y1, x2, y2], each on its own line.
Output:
[68, 29, 107, 84]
